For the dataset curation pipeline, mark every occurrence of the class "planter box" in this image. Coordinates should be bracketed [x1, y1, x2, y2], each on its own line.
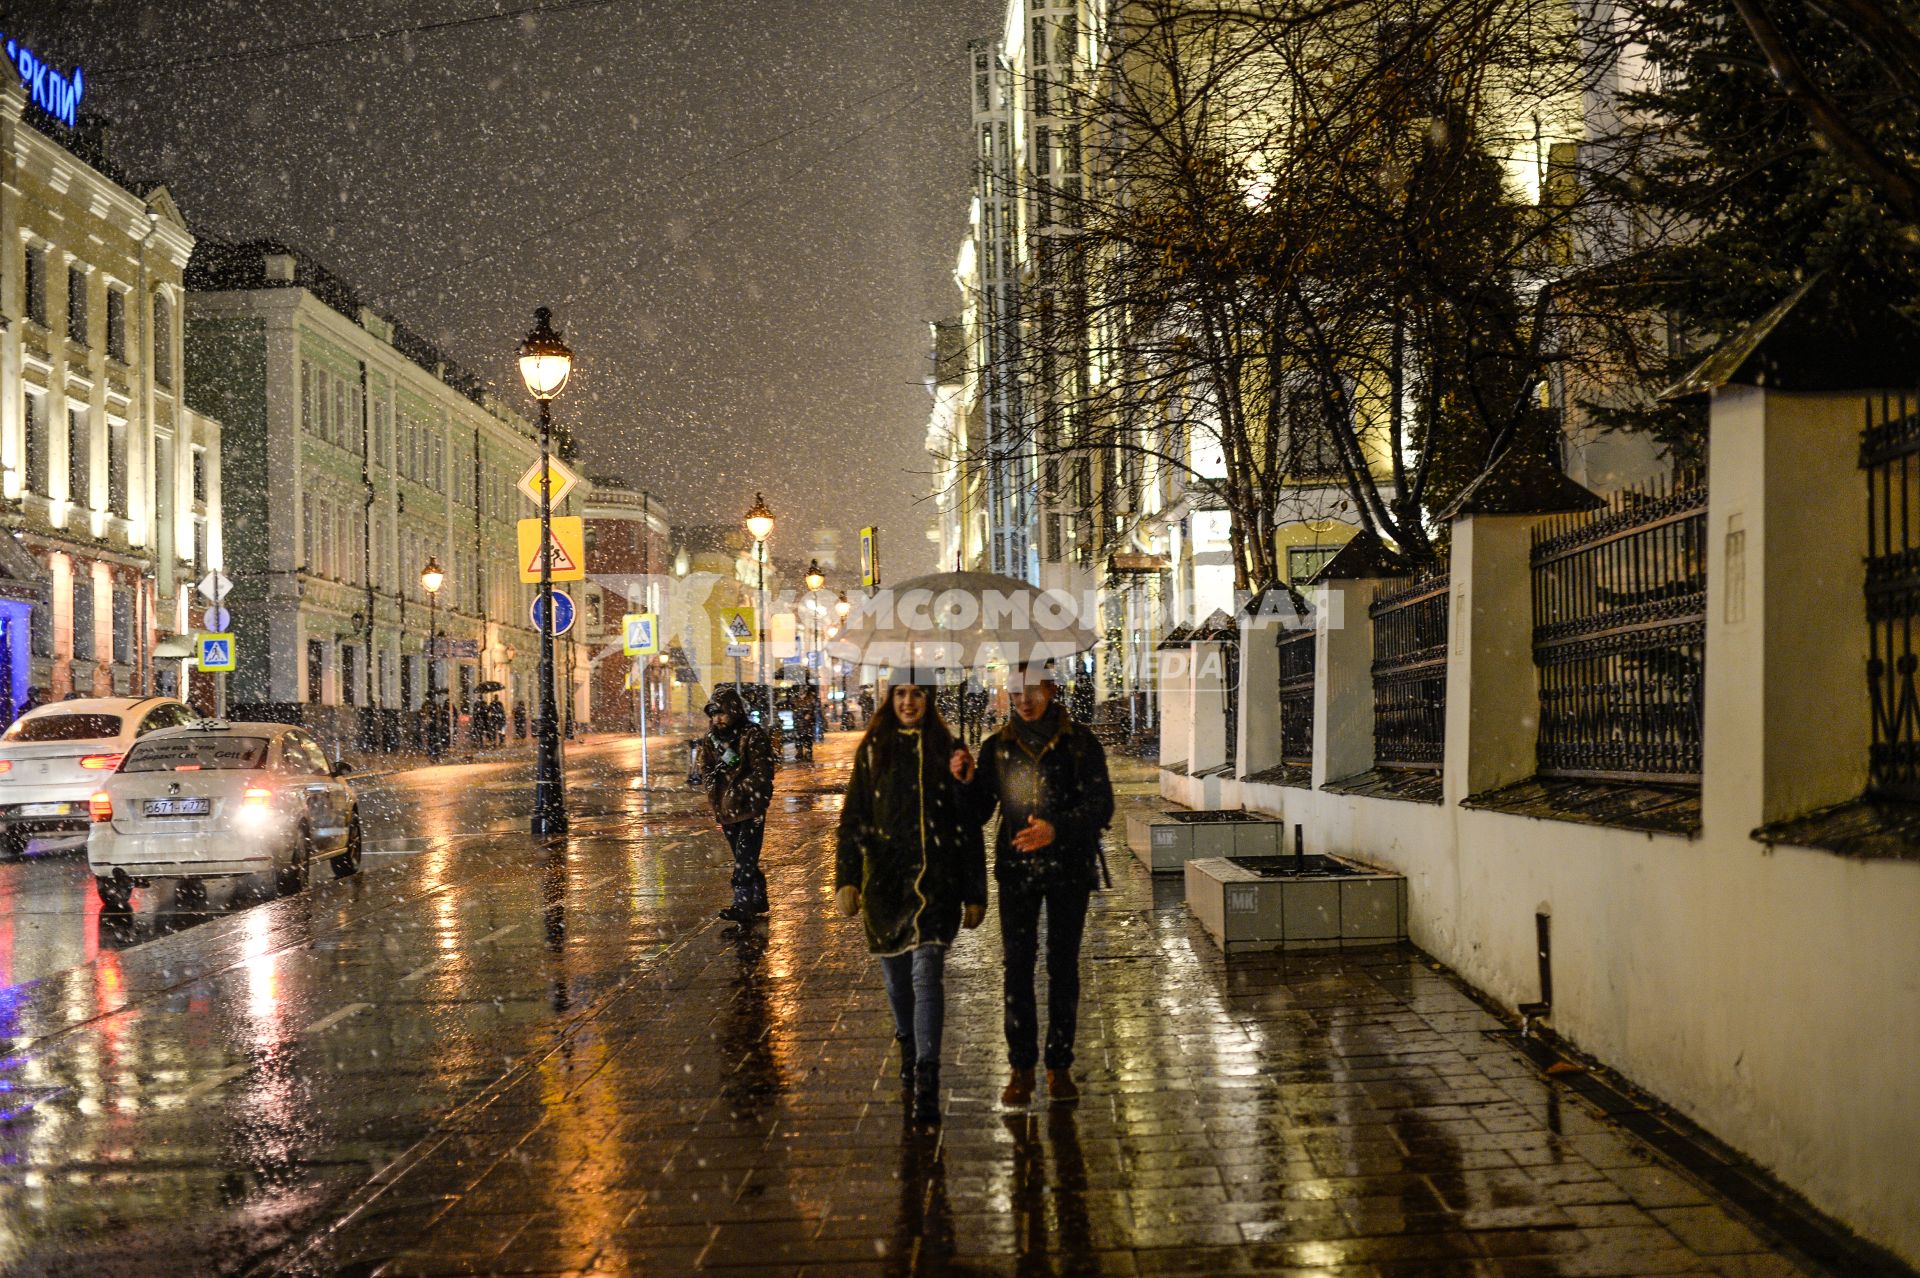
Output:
[1125, 808, 1285, 872]
[1184, 855, 1407, 953]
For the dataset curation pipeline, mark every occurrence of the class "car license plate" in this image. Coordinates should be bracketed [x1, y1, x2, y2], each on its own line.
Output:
[143, 797, 210, 817]
[20, 803, 64, 817]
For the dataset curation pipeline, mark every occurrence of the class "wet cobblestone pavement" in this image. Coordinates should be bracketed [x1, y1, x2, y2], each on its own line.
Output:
[0, 734, 1882, 1276]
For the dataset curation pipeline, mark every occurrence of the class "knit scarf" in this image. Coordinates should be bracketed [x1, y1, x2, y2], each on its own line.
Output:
[1009, 701, 1063, 754]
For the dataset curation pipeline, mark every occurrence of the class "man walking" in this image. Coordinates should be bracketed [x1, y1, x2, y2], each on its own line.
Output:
[696, 686, 776, 925]
[958, 667, 1114, 1106]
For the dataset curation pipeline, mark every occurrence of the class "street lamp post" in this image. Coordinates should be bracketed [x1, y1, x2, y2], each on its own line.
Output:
[834, 590, 851, 728]
[518, 308, 573, 837]
[745, 493, 774, 727]
[803, 559, 825, 697]
[421, 558, 444, 761]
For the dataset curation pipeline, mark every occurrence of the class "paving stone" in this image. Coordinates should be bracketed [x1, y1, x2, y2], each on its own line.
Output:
[0, 737, 1861, 1276]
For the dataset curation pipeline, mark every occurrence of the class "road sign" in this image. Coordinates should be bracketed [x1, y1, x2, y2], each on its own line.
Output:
[517, 456, 582, 508]
[718, 606, 754, 643]
[427, 637, 481, 659]
[724, 643, 750, 658]
[202, 605, 231, 633]
[197, 633, 235, 671]
[623, 612, 658, 656]
[531, 589, 576, 636]
[197, 571, 233, 602]
[516, 516, 586, 583]
[860, 527, 879, 587]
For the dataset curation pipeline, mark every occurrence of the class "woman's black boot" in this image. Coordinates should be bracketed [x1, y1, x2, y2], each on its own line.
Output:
[895, 1035, 915, 1085]
[913, 1061, 941, 1125]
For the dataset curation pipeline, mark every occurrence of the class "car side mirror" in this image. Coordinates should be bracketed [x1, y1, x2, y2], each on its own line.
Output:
[330, 760, 354, 777]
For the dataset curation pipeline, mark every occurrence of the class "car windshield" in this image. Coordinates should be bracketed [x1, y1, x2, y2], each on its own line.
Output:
[3, 713, 122, 742]
[122, 736, 270, 772]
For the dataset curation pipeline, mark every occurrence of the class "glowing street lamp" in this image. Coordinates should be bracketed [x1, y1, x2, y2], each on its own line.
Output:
[745, 493, 774, 724]
[421, 558, 444, 761]
[518, 307, 574, 836]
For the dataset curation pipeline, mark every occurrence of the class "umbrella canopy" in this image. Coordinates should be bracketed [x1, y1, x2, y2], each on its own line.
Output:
[826, 570, 1096, 675]
[475, 680, 506, 695]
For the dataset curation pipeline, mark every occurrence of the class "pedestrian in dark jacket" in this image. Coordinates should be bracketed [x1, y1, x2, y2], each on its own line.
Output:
[695, 685, 776, 925]
[836, 681, 986, 1124]
[958, 670, 1114, 1107]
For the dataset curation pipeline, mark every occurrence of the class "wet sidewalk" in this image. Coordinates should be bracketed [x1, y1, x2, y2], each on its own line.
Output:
[0, 735, 1888, 1276]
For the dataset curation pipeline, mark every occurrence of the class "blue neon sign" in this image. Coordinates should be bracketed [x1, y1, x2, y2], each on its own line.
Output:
[2, 38, 83, 130]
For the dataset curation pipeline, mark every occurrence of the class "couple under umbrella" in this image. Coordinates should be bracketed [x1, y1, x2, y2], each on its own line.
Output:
[828, 572, 1114, 1126]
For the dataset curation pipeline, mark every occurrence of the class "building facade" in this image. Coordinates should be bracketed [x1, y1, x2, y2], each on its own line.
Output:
[581, 477, 673, 728]
[0, 78, 224, 713]
[185, 243, 588, 745]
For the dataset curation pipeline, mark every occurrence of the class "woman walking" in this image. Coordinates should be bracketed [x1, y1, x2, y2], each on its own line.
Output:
[835, 680, 986, 1125]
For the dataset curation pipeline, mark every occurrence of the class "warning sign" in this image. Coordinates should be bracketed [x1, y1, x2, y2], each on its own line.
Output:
[718, 606, 755, 645]
[517, 516, 586, 583]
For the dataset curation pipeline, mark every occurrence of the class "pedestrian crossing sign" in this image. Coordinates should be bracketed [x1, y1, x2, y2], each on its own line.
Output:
[623, 612, 658, 656]
[197, 633, 236, 672]
[516, 516, 586, 583]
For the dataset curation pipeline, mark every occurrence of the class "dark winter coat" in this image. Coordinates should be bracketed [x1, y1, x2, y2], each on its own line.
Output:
[836, 726, 987, 956]
[967, 708, 1115, 889]
[696, 689, 776, 825]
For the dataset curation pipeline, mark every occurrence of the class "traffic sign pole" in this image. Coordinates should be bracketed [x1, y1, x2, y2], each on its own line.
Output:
[532, 399, 566, 837]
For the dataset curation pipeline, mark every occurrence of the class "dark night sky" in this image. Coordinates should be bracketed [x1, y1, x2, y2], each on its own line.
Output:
[12, 0, 998, 578]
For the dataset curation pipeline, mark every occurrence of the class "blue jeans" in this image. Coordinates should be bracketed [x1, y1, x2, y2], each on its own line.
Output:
[880, 945, 947, 1065]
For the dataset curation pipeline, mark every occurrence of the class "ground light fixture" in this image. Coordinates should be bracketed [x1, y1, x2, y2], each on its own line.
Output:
[519, 308, 574, 836]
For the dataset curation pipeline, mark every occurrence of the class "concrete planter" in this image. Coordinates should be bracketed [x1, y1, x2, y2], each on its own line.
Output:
[1125, 808, 1285, 872]
[1185, 855, 1407, 953]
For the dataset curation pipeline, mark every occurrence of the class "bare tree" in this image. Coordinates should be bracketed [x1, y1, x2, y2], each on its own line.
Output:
[943, 0, 1620, 582]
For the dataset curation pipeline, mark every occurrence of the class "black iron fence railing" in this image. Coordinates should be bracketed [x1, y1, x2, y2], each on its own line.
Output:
[1370, 570, 1450, 770]
[1863, 395, 1920, 800]
[1277, 620, 1317, 768]
[1530, 478, 1708, 785]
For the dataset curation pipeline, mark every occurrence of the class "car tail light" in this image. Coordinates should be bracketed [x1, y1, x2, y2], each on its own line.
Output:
[237, 785, 273, 823]
[0, 760, 11, 774]
[242, 786, 272, 806]
[89, 791, 113, 822]
[80, 754, 124, 771]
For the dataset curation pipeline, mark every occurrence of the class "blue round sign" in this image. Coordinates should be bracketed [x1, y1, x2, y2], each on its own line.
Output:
[531, 589, 575, 636]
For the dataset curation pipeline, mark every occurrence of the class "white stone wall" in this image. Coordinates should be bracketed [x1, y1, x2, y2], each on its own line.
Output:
[1169, 386, 1920, 1266]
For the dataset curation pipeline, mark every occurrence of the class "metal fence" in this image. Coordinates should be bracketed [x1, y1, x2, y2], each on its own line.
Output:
[1276, 620, 1316, 769]
[1370, 570, 1450, 770]
[1864, 395, 1920, 800]
[1530, 477, 1708, 785]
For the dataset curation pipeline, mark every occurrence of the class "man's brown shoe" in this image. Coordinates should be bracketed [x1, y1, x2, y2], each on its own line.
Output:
[1000, 1069, 1036, 1106]
[1046, 1069, 1079, 1104]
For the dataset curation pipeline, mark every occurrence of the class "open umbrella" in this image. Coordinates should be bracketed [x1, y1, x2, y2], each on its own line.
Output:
[475, 680, 506, 695]
[826, 570, 1095, 675]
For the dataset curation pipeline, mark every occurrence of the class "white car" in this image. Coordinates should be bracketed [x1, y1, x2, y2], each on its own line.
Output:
[0, 696, 196, 856]
[88, 721, 362, 913]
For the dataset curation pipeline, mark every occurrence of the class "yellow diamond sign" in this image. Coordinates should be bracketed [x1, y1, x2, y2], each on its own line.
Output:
[517, 456, 581, 508]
